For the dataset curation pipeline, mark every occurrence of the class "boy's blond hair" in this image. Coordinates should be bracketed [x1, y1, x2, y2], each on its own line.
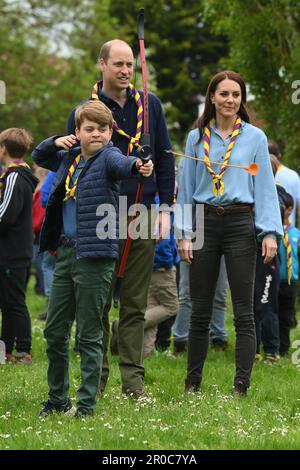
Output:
[0, 128, 33, 158]
[75, 100, 113, 129]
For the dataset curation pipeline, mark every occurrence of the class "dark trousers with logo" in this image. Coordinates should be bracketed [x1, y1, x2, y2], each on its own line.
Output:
[254, 249, 280, 356]
[278, 281, 297, 355]
[188, 208, 257, 389]
[44, 246, 115, 413]
[0, 267, 32, 354]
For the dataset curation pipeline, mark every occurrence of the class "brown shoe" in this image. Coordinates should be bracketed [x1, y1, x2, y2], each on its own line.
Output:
[232, 380, 247, 397]
[38, 310, 47, 320]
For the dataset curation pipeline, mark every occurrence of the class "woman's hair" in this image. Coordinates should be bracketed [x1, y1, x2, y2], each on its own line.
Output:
[194, 70, 250, 142]
[75, 100, 113, 129]
[269, 153, 280, 176]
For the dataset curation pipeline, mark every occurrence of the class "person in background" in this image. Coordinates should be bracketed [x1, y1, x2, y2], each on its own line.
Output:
[0, 128, 38, 364]
[31, 164, 47, 297]
[269, 140, 300, 228]
[278, 192, 300, 355]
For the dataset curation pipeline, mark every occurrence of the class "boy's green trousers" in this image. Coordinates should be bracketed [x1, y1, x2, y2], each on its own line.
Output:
[44, 245, 115, 413]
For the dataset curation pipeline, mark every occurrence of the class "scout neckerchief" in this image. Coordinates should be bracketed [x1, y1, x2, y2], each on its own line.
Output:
[0, 159, 30, 198]
[283, 221, 292, 285]
[64, 154, 81, 201]
[203, 116, 242, 196]
[91, 81, 142, 154]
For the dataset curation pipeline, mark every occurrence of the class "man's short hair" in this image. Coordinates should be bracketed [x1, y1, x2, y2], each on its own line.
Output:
[98, 39, 132, 63]
[0, 128, 33, 158]
[75, 100, 113, 129]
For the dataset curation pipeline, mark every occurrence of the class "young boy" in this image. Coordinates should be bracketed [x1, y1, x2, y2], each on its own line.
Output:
[0, 128, 38, 363]
[278, 193, 300, 356]
[32, 100, 153, 418]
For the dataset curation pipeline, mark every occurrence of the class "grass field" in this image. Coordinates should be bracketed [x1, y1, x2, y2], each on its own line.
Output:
[1, 277, 300, 450]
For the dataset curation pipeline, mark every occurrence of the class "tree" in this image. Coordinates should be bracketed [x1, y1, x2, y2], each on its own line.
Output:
[203, 0, 300, 168]
[0, 0, 116, 148]
[108, 0, 228, 146]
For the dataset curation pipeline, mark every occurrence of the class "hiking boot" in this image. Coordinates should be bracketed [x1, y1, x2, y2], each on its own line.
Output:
[184, 377, 200, 393]
[74, 408, 94, 419]
[211, 338, 228, 351]
[38, 310, 48, 320]
[122, 387, 147, 400]
[173, 340, 187, 355]
[39, 398, 75, 417]
[110, 320, 119, 356]
[15, 352, 32, 365]
[232, 380, 247, 397]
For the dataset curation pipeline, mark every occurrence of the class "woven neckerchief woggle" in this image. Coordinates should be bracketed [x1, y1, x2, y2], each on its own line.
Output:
[203, 116, 242, 196]
[91, 81, 143, 154]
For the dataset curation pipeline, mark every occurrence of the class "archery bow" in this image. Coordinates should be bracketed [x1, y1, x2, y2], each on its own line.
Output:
[113, 7, 152, 307]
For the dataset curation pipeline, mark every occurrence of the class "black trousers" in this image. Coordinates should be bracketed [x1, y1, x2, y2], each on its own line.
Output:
[188, 209, 257, 388]
[0, 267, 32, 354]
[278, 282, 297, 355]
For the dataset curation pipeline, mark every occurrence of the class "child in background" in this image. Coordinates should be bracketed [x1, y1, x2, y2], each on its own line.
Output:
[143, 209, 180, 358]
[0, 128, 38, 364]
[278, 193, 300, 356]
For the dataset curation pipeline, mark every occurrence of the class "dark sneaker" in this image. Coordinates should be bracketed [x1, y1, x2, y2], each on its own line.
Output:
[211, 338, 228, 351]
[110, 320, 119, 356]
[173, 340, 187, 355]
[232, 380, 247, 397]
[39, 398, 75, 417]
[74, 408, 94, 419]
[15, 352, 32, 365]
[184, 378, 200, 393]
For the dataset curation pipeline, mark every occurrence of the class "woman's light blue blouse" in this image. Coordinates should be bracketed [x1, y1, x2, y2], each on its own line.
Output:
[176, 121, 283, 240]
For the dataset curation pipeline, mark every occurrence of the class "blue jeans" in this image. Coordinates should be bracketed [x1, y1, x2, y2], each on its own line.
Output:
[173, 256, 228, 343]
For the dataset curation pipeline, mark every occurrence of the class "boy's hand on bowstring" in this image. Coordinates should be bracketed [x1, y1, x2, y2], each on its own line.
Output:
[136, 158, 153, 177]
[54, 135, 78, 150]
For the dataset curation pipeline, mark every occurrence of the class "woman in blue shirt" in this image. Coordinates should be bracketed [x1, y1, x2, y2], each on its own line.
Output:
[176, 70, 283, 396]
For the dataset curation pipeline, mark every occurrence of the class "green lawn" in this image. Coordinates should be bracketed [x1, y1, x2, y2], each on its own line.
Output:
[1, 277, 300, 450]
